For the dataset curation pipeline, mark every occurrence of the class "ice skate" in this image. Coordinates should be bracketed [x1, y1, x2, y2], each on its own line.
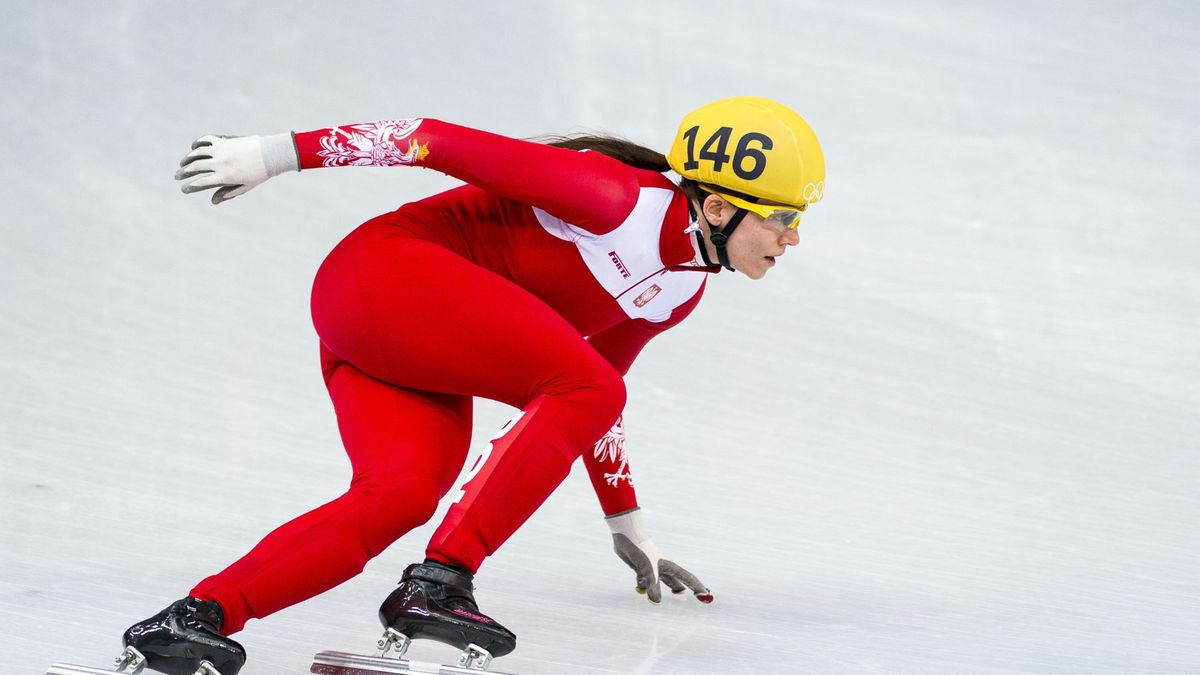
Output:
[311, 562, 518, 675]
[47, 597, 246, 675]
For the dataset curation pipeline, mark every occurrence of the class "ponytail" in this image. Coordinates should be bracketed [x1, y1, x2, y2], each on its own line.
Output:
[539, 134, 671, 173]
[538, 133, 705, 210]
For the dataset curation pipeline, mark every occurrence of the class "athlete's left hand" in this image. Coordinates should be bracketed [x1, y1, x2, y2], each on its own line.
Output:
[174, 132, 298, 204]
[606, 508, 713, 604]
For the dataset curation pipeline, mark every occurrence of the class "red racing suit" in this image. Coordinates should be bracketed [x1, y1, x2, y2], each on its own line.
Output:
[190, 118, 714, 634]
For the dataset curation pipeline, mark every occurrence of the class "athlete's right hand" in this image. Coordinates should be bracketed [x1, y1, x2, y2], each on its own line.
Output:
[607, 508, 714, 605]
[175, 133, 299, 205]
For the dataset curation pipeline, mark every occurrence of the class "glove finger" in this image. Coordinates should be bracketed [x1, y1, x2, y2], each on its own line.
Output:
[181, 135, 230, 167]
[659, 571, 688, 595]
[643, 577, 662, 604]
[612, 534, 660, 604]
[175, 168, 210, 182]
[180, 139, 222, 166]
[614, 543, 639, 570]
[179, 151, 212, 169]
[631, 559, 660, 603]
[212, 184, 249, 204]
[180, 174, 226, 193]
[175, 160, 215, 180]
[190, 135, 222, 150]
[659, 560, 713, 603]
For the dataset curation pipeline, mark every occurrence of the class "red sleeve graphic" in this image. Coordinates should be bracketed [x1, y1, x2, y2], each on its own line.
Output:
[293, 118, 640, 235]
[581, 283, 705, 515]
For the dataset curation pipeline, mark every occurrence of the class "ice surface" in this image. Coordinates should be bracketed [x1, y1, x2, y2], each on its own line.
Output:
[2, 1, 1198, 673]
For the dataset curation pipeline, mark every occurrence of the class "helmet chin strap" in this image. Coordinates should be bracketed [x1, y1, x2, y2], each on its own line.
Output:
[690, 204, 748, 272]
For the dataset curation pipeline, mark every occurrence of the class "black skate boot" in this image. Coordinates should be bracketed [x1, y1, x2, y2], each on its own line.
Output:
[120, 597, 246, 675]
[378, 561, 516, 662]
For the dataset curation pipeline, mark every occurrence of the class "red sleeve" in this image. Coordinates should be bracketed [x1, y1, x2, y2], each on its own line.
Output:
[293, 118, 639, 235]
[581, 283, 705, 515]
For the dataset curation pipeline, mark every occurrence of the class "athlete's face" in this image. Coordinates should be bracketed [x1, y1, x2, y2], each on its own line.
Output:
[701, 195, 802, 280]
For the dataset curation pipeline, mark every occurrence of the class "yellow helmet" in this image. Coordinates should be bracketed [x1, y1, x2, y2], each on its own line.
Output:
[667, 97, 825, 207]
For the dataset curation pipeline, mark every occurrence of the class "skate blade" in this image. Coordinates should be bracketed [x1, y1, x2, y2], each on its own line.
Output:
[311, 650, 517, 675]
[47, 666, 132, 675]
[48, 658, 218, 675]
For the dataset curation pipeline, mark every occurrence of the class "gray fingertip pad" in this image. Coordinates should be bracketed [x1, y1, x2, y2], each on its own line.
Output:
[211, 185, 243, 204]
[659, 560, 709, 595]
[175, 168, 209, 180]
[661, 574, 687, 594]
[181, 182, 220, 194]
[614, 533, 660, 603]
[179, 153, 211, 168]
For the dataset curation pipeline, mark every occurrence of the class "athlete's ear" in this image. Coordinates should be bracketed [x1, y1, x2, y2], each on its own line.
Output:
[701, 194, 726, 228]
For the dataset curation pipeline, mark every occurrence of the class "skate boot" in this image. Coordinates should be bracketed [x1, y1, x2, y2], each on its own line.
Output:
[378, 561, 516, 666]
[120, 597, 246, 675]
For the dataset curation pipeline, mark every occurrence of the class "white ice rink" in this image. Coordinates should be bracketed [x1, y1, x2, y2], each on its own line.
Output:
[2, 2, 1198, 673]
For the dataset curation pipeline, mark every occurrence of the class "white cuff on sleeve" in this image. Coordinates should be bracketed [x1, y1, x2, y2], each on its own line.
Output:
[262, 132, 299, 177]
[606, 507, 651, 544]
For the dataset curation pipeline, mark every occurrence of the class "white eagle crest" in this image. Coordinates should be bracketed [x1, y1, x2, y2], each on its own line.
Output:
[593, 416, 632, 487]
[317, 118, 427, 167]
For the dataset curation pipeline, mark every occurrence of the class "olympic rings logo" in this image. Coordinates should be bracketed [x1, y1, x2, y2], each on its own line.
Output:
[803, 181, 824, 202]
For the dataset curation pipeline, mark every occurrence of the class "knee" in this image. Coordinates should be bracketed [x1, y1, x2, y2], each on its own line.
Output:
[351, 482, 441, 557]
[373, 481, 441, 529]
[550, 357, 626, 440]
[588, 362, 627, 426]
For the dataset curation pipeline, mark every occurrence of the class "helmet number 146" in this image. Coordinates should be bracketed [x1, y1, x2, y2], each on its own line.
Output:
[680, 125, 772, 181]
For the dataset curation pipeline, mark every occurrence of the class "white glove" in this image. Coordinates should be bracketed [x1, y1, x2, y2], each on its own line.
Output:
[175, 133, 299, 204]
[607, 508, 713, 604]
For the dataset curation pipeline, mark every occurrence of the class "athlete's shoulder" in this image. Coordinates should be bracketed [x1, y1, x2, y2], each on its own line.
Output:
[629, 164, 681, 192]
[570, 150, 679, 191]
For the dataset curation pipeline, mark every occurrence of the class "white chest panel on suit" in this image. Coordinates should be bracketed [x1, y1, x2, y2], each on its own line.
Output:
[533, 187, 705, 323]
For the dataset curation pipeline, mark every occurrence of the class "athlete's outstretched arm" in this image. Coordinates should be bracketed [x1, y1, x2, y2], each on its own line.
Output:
[175, 118, 641, 234]
[584, 288, 712, 604]
[295, 119, 639, 234]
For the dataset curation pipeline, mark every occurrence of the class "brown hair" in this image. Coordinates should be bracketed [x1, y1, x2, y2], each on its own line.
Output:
[538, 133, 706, 207]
